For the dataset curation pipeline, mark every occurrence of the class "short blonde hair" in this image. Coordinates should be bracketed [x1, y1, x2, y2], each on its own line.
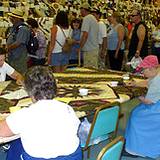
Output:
[112, 12, 121, 23]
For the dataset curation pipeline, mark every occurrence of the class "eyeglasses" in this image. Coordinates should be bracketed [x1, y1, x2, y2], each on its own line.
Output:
[131, 14, 138, 17]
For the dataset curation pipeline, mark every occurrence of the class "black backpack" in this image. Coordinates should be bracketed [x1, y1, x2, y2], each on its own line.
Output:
[27, 30, 39, 55]
[16, 24, 39, 55]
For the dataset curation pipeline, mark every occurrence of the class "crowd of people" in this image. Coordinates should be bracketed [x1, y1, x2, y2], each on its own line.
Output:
[7, 1, 160, 74]
[1, 1, 159, 74]
[0, 1, 160, 160]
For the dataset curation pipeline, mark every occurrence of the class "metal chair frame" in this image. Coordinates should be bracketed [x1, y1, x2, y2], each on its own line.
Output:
[97, 136, 124, 160]
[82, 102, 120, 158]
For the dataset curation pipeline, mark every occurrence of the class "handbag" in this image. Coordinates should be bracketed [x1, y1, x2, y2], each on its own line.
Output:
[56, 27, 74, 53]
[130, 56, 142, 69]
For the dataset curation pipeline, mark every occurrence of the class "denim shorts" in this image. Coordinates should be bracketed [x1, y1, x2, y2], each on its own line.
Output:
[50, 52, 69, 66]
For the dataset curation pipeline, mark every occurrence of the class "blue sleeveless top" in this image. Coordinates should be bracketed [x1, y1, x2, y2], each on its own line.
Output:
[107, 24, 124, 50]
[70, 29, 81, 60]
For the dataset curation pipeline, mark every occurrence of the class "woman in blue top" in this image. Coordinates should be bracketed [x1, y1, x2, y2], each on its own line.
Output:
[125, 55, 160, 159]
[107, 11, 125, 71]
[69, 18, 82, 67]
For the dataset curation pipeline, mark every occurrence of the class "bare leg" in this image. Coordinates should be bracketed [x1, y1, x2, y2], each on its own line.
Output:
[53, 66, 61, 73]
[60, 65, 67, 72]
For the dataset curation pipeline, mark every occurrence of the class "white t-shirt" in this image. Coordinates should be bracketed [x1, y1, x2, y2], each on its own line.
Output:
[81, 14, 99, 51]
[6, 99, 80, 158]
[0, 62, 15, 82]
[98, 21, 107, 45]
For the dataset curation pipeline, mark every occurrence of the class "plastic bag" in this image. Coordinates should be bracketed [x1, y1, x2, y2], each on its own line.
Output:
[78, 118, 109, 146]
[78, 117, 91, 146]
[130, 56, 142, 69]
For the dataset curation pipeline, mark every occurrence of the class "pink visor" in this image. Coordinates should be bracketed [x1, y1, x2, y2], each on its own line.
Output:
[137, 55, 159, 69]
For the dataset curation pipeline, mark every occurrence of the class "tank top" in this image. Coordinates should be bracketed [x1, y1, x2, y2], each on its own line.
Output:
[128, 21, 148, 59]
[107, 24, 125, 50]
[52, 25, 70, 53]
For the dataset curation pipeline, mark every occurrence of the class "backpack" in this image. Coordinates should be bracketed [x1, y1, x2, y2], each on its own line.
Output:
[27, 30, 39, 55]
[56, 26, 74, 53]
[16, 24, 39, 55]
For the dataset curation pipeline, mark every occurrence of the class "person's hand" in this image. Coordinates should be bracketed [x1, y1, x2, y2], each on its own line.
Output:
[114, 52, 118, 59]
[16, 79, 24, 86]
[74, 40, 80, 44]
[139, 96, 145, 101]
[100, 50, 106, 59]
[6, 45, 11, 52]
[125, 80, 136, 86]
[139, 96, 153, 104]
[124, 50, 129, 56]
[77, 48, 80, 54]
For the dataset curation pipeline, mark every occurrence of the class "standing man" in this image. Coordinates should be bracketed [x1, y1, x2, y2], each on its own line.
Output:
[92, 7, 107, 70]
[79, 3, 99, 69]
[6, 9, 30, 74]
[128, 9, 148, 60]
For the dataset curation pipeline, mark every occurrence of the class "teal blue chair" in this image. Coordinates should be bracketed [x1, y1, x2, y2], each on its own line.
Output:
[97, 136, 124, 160]
[82, 102, 120, 158]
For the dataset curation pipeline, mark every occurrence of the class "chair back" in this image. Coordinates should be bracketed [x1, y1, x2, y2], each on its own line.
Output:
[85, 102, 120, 149]
[97, 136, 124, 160]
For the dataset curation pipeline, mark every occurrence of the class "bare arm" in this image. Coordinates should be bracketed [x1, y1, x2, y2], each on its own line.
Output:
[115, 25, 125, 58]
[0, 120, 14, 137]
[79, 31, 88, 50]
[7, 42, 21, 51]
[135, 24, 146, 57]
[126, 79, 148, 88]
[10, 71, 23, 85]
[138, 96, 153, 104]
[48, 25, 57, 64]
[100, 37, 107, 58]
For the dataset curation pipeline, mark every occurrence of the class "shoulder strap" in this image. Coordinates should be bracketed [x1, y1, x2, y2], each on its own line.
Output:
[59, 26, 67, 38]
[17, 23, 27, 29]
[54, 25, 62, 47]
[56, 39, 63, 47]
[56, 26, 71, 48]
[68, 28, 72, 38]
[15, 23, 28, 33]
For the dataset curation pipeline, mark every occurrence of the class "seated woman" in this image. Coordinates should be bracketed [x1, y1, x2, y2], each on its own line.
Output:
[0, 47, 23, 84]
[125, 55, 160, 159]
[0, 66, 82, 160]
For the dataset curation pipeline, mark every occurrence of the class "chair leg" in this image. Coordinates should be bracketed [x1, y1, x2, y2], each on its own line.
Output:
[87, 146, 91, 159]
